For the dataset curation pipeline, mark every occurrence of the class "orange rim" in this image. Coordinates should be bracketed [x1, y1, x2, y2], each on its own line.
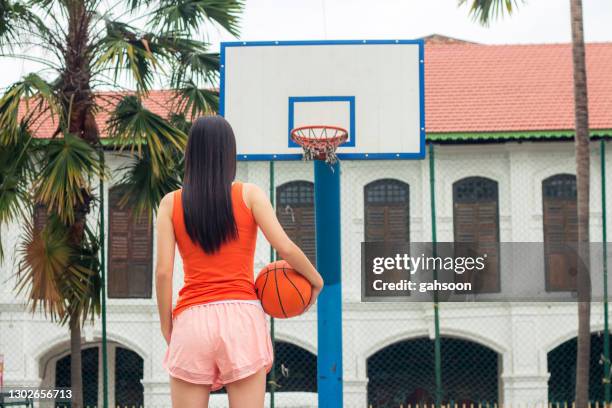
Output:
[290, 125, 348, 158]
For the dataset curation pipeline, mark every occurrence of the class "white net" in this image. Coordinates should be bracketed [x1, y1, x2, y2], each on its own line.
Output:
[290, 126, 348, 164]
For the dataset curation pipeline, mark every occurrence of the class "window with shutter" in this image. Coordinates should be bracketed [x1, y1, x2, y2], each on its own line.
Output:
[31, 203, 50, 301]
[364, 179, 409, 242]
[453, 177, 500, 293]
[108, 187, 153, 298]
[542, 174, 578, 291]
[276, 181, 316, 264]
[34, 203, 48, 233]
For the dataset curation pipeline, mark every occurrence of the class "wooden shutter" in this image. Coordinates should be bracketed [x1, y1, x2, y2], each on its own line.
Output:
[31, 203, 50, 301]
[34, 203, 48, 233]
[276, 181, 316, 264]
[453, 177, 500, 293]
[364, 179, 409, 242]
[108, 187, 153, 298]
[542, 174, 578, 291]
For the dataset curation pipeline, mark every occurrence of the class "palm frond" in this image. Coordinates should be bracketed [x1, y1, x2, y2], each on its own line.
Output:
[34, 133, 106, 225]
[114, 146, 183, 219]
[14, 215, 69, 320]
[0, 0, 46, 48]
[15, 214, 100, 324]
[27, 0, 56, 12]
[0, 122, 36, 261]
[124, 0, 153, 13]
[0, 74, 61, 143]
[24, 0, 69, 52]
[145, 33, 217, 89]
[172, 81, 218, 118]
[458, 0, 522, 25]
[94, 24, 223, 93]
[106, 94, 187, 177]
[0, 123, 36, 222]
[170, 46, 218, 88]
[150, 0, 244, 37]
[94, 19, 160, 91]
[58, 222, 101, 325]
[168, 112, 192, 134]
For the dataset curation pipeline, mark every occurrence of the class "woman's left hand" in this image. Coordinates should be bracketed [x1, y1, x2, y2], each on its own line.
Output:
[304, 279, 323, 313]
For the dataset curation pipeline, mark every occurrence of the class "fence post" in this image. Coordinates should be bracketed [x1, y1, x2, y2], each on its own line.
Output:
[429, 143, 443, 408]
[269, 161, 276, 408]
[98, 147, 109, 408]
[601, 140, 610, 403]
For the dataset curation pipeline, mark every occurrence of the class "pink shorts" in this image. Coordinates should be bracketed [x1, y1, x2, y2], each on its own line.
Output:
[162, 300, 274, 391]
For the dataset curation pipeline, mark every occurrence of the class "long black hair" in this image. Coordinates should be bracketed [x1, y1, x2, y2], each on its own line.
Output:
[182, 115, 238, 253]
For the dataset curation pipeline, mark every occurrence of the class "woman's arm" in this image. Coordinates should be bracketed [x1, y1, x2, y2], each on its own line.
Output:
[245, 183, 324, 308]
[155, 192, 176, 345]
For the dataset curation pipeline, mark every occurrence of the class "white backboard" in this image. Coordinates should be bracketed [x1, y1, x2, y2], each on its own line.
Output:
[220, 40, 425, 160]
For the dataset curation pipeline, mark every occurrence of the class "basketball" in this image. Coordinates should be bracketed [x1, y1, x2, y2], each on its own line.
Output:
[255, 260, 312, 318]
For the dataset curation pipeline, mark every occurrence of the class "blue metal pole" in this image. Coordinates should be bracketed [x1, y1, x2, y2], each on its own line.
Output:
[269, 161, 277, 408]
[314, 160, 343, 408]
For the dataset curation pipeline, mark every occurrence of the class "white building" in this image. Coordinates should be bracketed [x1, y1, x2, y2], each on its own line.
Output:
[1, 39, 612, 407]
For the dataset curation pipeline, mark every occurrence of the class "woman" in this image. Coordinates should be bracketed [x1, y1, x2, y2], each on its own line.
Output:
[155, 115, 324, 408]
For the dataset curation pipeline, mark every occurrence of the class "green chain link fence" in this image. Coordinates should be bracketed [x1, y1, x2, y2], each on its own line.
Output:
[0, 139, 610, 407]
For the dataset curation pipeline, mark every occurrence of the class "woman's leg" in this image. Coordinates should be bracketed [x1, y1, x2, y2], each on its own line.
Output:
[225, 368, 267, 408]
[170, 375, 211, 408]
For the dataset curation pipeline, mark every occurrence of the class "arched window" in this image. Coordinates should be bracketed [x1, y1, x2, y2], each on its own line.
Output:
[115, 347, 144, 407]
[453, 177, 500, 293]
[268, 341, 317, 393]
[52, 344, 144, 407]
[276, 181, 316, 264]
[367, 337, 499, 406]
[364, 179, 410, 242]
[56, 347, 99, 407]
[214, 340, 317, 396]
[542, 174, 578, 291]
[548, 333, 605, 403]
[108, 186, 153, 298]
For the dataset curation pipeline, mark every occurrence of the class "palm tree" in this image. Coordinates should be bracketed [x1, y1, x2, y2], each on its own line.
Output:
[459, 0, 592, 406]
[0, 0, 243, 406]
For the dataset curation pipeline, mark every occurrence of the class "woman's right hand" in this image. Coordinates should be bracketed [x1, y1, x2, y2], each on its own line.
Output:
[162, 322, 173, 346]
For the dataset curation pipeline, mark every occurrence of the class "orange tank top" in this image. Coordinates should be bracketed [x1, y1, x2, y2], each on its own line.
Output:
[171, 181, 258, 319]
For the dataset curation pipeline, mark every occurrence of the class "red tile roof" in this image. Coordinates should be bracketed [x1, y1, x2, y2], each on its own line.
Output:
[19, 90, 179, 139]
[425, 42, 612, 133]
[17, 42, 612, 138]
[422, 34, 475, 45]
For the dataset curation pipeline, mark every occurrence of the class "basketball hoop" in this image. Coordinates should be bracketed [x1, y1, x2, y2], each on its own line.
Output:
[290, 125, 348, 165]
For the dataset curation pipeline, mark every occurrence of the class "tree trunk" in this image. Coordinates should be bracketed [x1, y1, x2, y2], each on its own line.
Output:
[62, 2, 96, 406]
[570, 0, 592, 407]
[69, 312, 84, 408]
[62, 0, 99, 145]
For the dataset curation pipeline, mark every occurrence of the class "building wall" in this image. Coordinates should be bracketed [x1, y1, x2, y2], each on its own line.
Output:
[0, 140, 610, 407]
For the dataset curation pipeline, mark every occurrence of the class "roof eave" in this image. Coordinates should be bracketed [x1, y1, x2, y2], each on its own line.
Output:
[427, 129, 612, 143]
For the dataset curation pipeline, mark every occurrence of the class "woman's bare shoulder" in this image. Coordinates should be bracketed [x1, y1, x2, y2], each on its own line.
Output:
[159, 190, 178, 216]
[242, 182, 266, 196]
[242, 182, 267, 209]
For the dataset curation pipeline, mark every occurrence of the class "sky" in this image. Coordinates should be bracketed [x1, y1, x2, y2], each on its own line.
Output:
[225, 0, 612, 44]
[1, 0, 612, 90]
